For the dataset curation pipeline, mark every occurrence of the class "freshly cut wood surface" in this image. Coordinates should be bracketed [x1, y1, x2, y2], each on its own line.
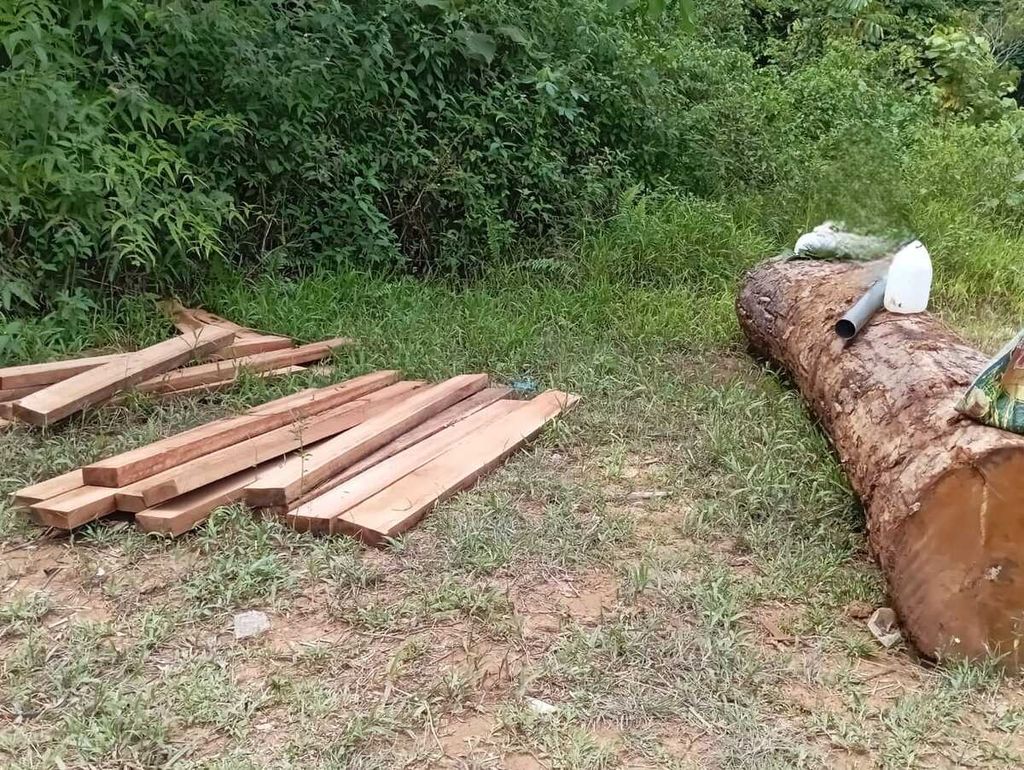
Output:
[336, 390, 579, 542]
[84, 371, 400, 487]
[737, 258, 1024, 667]
[116, 380, 425, 511]
[276, 386, 512, 514]
[0, 402, 14, 420]
[137, 337, 354, 394]
[30, 486, 118, 529]
[135, 468, 261, 536]
[14, 327, 236, 426]
[244, 374, 489, 507]
[289, 399, 521, 533]
[13, 469, 85, 507]
[0, 353, 125, 389]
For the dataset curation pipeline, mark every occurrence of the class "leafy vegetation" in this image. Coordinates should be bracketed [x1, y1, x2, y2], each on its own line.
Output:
[3, 0, 1023, 323]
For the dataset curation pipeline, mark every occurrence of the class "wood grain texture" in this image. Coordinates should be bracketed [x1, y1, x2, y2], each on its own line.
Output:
[0, 353, 125, 389]
[84, 371, 400, 487]
[29, 486, 118, 529]
[145, 366, 305, 399]
[116, 380, 425, 511]
[288, 399, 521, 533]
[737, 258, 1024, 667]
[334, 390, 579, 542]
[13, 327, 235, 426]
[273, 385, 513, 513]
[12, 469, 85, 507]
[244, 374, 489, 508]
[135, 468, 261, 536]
[137, 337, 354, 394]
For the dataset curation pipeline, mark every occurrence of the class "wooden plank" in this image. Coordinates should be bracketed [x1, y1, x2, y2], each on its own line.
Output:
[134, 432, 344, 536]
[244, 374, 489, 508]
[83, 371, 400, 487]
[0, 402, 15, 420]
[29, 486, 118, 530]
[171, 307, 249, 333]
[161, 303, 297, 359]
[116, 381, 426, 511]
[163, 303, 244, 334]
[147, 365, 305, 399]
[0, 336, 292, 391]
[13, 327, 236, 426]
[215, 336, 293, 360]
[244, 388, 317, 415]
[0, 384, 43, 402]
[335, 391, 579, 543]
[275, 386, 513, 513]
[136, 337, 354, 394]
[12, 469, 85, 507]
[134, 398, 412, 536]
[135, 468, 261, 536]
[288, 399, 521, 533]
[0, 353, 125, 390]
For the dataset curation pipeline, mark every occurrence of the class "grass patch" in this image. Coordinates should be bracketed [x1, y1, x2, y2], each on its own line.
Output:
[2, 200, 1023, 766]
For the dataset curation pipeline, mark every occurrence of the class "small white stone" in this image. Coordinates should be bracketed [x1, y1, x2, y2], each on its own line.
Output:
[867, 607, 902, 649]
[234, 611, 271, 640]
[626, 490, 668, 502]
[525, 696, 558, 716]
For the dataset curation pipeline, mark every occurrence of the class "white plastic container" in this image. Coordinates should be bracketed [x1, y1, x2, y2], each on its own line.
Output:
[884, 240, 932, 314]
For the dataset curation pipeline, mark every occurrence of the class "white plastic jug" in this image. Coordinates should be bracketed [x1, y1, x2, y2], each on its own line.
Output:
[884, 241, 932, 314]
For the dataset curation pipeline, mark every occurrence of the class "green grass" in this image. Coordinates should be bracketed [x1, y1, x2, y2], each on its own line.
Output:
[2, 200, 1024, 767]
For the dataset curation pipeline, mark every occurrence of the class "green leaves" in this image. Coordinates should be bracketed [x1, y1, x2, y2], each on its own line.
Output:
[678, 0, 695, 32]
[456, 30, 497, 64]
[495, 25, 528, 45]
[0, 278, 38, 311]
[607, 0, 684, 23]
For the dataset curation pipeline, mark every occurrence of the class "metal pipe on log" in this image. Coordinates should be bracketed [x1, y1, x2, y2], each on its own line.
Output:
[835, 278, 886, 340]
[737, 258, 1024, 667]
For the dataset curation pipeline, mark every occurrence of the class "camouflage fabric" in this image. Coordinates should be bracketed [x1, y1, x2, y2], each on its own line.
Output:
[957, 329, 1024, 433]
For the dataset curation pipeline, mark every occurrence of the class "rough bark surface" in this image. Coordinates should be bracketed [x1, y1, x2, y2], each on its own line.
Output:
[737, 259, 1024, 666]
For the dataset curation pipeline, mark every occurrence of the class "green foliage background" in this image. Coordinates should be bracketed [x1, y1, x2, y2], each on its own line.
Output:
[2, 0, 1023, 325]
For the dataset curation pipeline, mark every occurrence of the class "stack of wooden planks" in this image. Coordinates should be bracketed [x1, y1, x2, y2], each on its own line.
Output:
[11, 372, 579, 543]
[0, 307, 354, 427]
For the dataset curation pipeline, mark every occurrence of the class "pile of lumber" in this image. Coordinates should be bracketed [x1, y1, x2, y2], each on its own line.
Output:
[11, 372, 579, 543]
[0, 307, 353, 427]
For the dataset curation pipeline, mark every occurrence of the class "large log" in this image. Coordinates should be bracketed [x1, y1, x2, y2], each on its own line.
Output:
[737, 259, 1024, 667]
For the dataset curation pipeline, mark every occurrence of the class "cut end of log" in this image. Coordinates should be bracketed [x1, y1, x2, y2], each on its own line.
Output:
[893, 448, 1024, 667]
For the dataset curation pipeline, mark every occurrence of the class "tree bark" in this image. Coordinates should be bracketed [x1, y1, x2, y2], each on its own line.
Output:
[737, 258, 1024, 667]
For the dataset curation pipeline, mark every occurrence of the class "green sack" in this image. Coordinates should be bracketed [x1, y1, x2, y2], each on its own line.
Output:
[957, 329, 1024, 433]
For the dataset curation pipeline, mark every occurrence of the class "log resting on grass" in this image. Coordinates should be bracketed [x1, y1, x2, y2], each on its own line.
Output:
[737, 258, 1024, 667]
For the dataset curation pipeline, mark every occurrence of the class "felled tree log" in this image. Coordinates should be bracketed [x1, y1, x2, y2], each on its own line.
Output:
[737, 258, 1024, 667]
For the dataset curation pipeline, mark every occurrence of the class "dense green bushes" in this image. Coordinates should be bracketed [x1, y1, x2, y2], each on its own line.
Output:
[1, 0, 1022, 315]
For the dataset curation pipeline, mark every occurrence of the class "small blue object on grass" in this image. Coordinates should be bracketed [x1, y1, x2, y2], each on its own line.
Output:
[510, 378, 539, 396]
